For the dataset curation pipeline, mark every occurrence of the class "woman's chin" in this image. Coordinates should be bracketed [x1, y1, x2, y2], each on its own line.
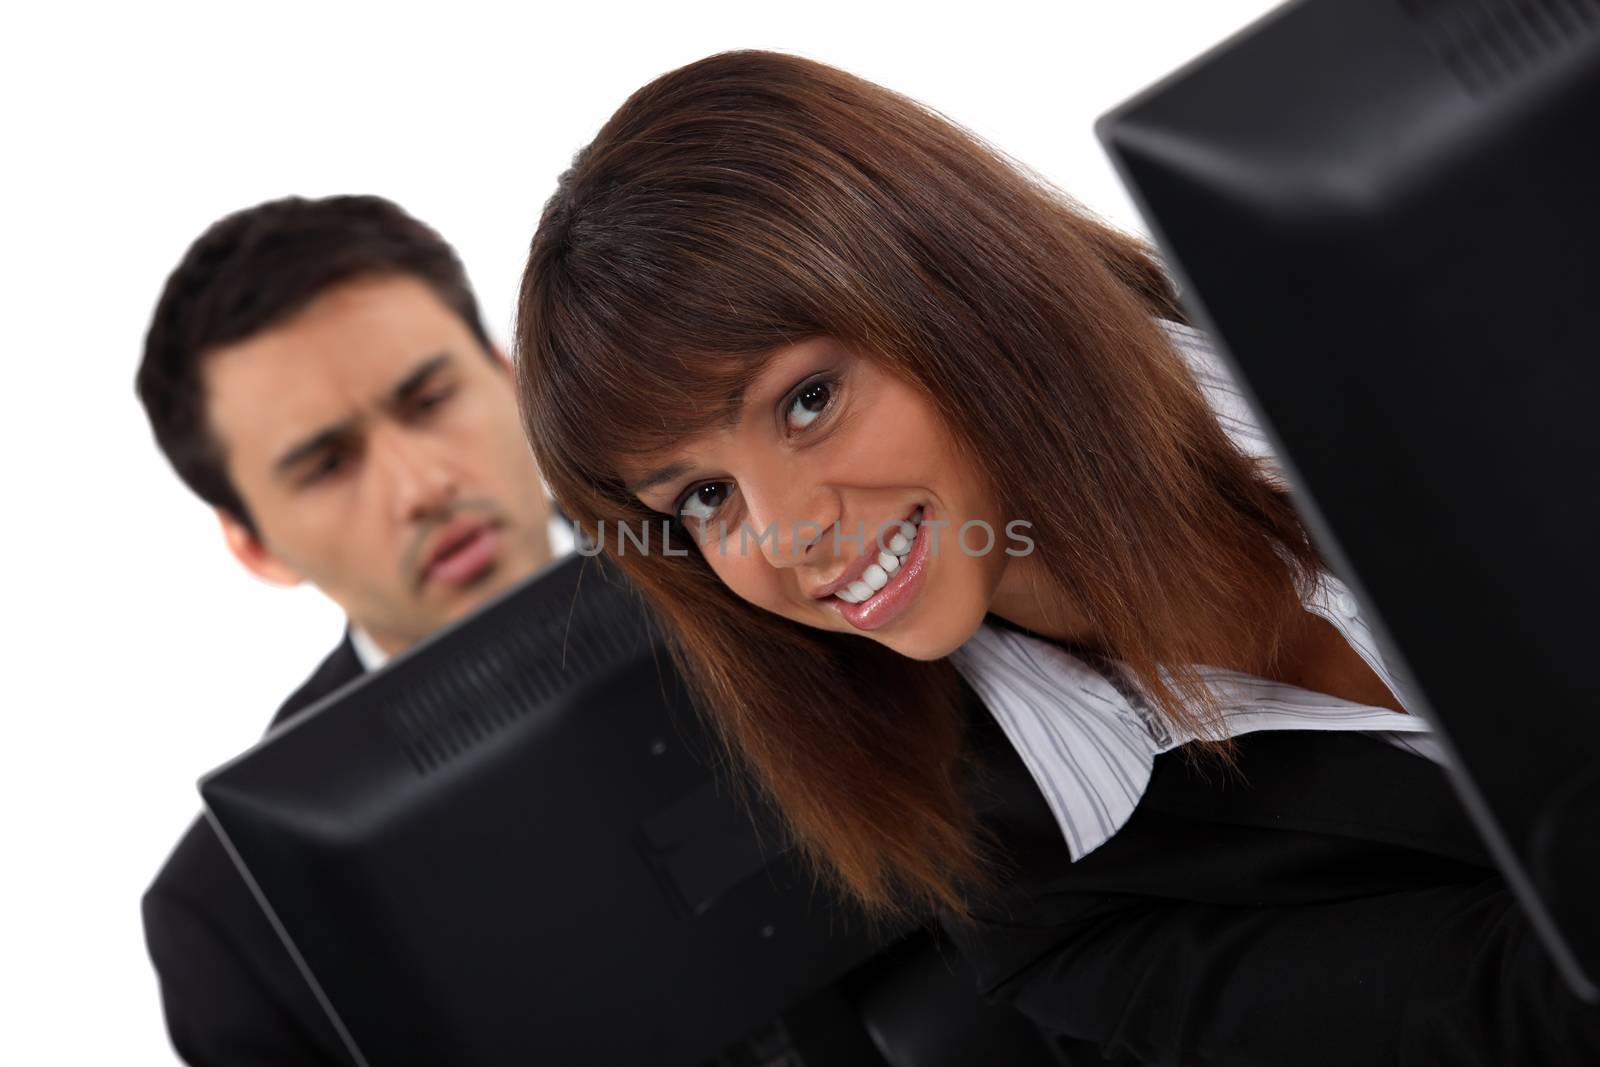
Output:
[867, 610, 986, 662]
[783, 574, 986, 660]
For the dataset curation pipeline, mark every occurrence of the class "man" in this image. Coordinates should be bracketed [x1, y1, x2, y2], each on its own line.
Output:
[136, 195, 559, 1065]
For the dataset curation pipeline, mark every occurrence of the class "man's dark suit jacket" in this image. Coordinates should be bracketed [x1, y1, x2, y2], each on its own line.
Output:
[143, 636, 365, 1067]
[946, 692, 1600, 1065]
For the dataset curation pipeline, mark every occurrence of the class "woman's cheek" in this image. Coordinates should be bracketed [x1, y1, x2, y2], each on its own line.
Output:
[706, 551, 760, 602]
[736, 558, 795, 618]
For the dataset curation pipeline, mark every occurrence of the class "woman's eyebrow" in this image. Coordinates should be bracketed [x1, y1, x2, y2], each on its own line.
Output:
[626, 460, 693, 495]
[624, 382, 767, 495]
[624, 354, 813, 495]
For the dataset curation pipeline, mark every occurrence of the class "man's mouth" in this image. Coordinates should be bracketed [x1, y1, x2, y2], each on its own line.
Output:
[423, 522, 501, 587]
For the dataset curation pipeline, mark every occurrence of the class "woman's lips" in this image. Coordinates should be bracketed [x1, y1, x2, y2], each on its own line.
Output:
[810, 507, 919, 600]
[831, 508, 932, 632]
[425, 525, 500, 586]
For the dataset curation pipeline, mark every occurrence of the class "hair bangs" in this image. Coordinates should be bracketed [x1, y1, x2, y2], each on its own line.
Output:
[518, 262, 803, 527]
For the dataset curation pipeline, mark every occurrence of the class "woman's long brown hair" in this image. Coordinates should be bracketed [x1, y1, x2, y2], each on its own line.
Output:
[515, 51, 1325, 920]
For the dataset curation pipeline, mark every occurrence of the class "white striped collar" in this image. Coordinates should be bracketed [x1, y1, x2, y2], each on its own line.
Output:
[947, 318, 1440, 862]
[950, 570, 1437, 861]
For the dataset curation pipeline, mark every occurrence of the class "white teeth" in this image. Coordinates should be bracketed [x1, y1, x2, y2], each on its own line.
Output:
[833, 508, 924, 608]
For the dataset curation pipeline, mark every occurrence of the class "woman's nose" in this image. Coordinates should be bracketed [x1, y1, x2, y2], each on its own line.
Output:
[739, 481, 837, 568]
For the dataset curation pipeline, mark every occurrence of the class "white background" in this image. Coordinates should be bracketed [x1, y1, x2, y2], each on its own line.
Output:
[2, 2, 1281, 1062]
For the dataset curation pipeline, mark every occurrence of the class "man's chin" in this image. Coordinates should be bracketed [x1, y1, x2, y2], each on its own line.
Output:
[438, 557, 526, 615]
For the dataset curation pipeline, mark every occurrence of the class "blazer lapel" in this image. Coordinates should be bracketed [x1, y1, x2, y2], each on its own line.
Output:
[959, 674, 1500, 923]
[269, 633, 366, 730]
[1138, 729, 1494, 870]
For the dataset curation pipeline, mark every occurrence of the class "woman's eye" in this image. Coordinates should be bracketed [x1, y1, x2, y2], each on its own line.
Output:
[786, 379, 834, 431]
[678, 481, 732, 524]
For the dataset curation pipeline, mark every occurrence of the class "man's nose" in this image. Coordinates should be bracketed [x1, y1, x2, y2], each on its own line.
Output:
[377, 427, 457, 522]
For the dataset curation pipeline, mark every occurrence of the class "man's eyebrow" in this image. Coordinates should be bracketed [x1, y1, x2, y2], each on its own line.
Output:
[272, 353, 456, 479]
[273, 420, 357, 479]
[387, 352, 454, 405]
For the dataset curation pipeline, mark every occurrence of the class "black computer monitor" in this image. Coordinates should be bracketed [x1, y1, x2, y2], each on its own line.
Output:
[200, 554, 897, 1066]
[1098, 0, 1600, 1000]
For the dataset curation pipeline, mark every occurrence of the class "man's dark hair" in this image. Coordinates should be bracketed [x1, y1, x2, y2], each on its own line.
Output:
[136, 195, 493, 537]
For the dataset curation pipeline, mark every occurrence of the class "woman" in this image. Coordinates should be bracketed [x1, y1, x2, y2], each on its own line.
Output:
[515, 51, 1599, 1065]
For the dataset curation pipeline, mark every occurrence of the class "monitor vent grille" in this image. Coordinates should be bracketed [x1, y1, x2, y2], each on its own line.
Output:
[1401, 0, 1600, 94]
[382, 581, 650, 773]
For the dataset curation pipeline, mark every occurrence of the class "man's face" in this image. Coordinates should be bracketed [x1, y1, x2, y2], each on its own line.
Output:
[205, 273, 551, 655]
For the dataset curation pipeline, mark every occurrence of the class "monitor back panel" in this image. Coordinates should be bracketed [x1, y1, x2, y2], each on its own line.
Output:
[202, 555, 888, 1065]
[1099, 0, 1600, 996]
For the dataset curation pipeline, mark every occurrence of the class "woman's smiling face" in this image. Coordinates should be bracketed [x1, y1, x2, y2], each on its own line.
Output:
[623, 337, 1017, 660]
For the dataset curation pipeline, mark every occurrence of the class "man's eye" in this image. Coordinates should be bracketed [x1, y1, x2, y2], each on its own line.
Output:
[677, 481, 732, 524]
[786, 379, 835, 431]
[303, 452, 346, 485]
[415, 388, 455, 413]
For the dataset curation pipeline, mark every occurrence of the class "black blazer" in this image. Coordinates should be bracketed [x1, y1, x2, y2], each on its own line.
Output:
[143, 636, 365, 1067]
[943, 689, 1600, 1066]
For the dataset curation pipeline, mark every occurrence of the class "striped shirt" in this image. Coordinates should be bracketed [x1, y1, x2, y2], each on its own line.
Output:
[949, 319, 1442, 862]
